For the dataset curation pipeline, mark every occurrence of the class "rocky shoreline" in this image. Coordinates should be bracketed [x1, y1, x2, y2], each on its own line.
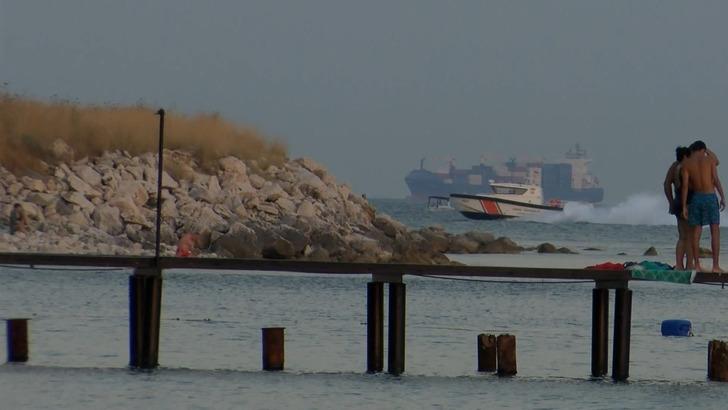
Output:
[0, 149, 530, 263]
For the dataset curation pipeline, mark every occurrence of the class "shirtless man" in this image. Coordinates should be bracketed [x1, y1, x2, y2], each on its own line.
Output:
[681, 141, 725, 272]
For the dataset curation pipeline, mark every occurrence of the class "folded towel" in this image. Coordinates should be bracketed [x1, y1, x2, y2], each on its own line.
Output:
[630, 269, 695, 284]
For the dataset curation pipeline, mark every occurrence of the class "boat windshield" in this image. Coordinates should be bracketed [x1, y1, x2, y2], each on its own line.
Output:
[492, 186, 527, 195]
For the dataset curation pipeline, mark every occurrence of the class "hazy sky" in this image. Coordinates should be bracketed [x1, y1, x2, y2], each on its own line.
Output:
[2, 1, 727, 202]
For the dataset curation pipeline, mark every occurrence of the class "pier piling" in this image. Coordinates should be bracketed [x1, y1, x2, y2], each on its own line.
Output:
[367, 282, 384, 373]
[591, 288, 609, 377]
[388, 282, 406, 376]
[129, 268, 163, 369]
[708, 340, 728, 381]
[496, 334, 517, 376]
[6, 319, 29, 362]
[612, 288, 632, 381]
[477, 333, 497, 372]
[262, 327, 285, 371]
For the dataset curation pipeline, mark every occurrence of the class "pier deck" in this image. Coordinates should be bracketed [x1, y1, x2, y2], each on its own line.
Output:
[1, 252, 726, 380]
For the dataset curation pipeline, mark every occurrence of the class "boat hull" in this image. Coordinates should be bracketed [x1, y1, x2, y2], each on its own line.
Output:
[450, 193, 563, 220]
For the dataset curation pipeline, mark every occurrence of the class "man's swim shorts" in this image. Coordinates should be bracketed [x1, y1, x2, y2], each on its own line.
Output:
[687, 192, 720, 226]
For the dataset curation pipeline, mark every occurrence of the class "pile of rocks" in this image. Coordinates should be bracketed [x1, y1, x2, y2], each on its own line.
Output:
[0, 150, 524, 263]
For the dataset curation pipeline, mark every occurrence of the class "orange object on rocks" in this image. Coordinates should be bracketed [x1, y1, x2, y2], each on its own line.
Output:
[175, 233, 199, 257]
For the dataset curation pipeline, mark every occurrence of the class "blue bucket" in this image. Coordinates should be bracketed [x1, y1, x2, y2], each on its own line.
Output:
[661, 319, 692, 336]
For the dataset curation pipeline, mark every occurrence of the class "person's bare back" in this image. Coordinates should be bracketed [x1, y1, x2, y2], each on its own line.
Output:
[683, 152, 716, 194]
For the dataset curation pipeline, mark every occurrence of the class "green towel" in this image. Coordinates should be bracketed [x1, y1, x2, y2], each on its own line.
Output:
[630, 269, 695, 284]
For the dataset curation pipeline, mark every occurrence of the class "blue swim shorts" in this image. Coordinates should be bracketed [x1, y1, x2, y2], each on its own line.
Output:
[687, 193, 720, 226]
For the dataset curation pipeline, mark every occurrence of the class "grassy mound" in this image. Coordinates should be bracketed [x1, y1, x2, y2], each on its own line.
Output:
[0, 93, 287, 173]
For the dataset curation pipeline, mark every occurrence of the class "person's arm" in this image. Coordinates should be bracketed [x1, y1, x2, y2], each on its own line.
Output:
[664, 162, 677, 212]
[681, 166, 690, 219]
[713, 163, 725, 211]
[708, 148, 720, 167]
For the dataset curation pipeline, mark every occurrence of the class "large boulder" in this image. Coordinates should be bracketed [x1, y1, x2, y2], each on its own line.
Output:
[297, 200, 317, 219]
[114, 180, 149, 207]
[92, 204, 124, 236]
[259, 182, 286, 202]
[62, 192, 95, 211]
[109, 196, 148, 226]
[21, 176, 46, 192]
[373, 214, 407, 238]
[67, 174, 102, 197]
[73, 165, 102, 187]
[448, 235, 480, 254]
[189, 176, 222, 204]
[183, 206, 228, 234]
[481, 237, 522, 254]
[537, 243, 558, 253]
[465, 231, 496, 247]
[417, 227, 451, 253]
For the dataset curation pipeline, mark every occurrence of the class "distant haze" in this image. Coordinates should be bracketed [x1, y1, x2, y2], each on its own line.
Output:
[2, 1, 727, 203]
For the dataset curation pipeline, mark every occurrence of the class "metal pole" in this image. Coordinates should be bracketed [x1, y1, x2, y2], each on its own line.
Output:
[154, 109, 165, 263]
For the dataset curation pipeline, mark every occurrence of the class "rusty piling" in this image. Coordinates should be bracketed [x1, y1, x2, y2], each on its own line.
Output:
[708, 340, 728, 381]
[592, 287, 609, 377]
[262, 327, 285, 371]
[496, 334, 517, 376]
[387, 282, 406, 376]
[6, 319, 29, 362]
[477, 333, 497, 372]
[612, 288, 632, 381]
[129, 268, 163, 369]
[367, 281, 384, 373]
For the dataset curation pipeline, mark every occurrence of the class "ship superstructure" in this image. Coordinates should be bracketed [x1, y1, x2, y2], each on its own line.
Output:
[404, 144, 604, 203]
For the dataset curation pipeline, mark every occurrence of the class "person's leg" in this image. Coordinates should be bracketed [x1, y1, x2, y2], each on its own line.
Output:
[685, 224, 696, 270]
[676, 218, 688, 270]
[710, 224, 722, 272]
[693, 225, 704, 271]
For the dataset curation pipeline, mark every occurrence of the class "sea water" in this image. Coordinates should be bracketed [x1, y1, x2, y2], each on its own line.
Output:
[2, 194, 728, 409]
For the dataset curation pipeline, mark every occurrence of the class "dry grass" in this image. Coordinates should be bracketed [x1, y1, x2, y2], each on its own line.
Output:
[0, 93, 287, 174]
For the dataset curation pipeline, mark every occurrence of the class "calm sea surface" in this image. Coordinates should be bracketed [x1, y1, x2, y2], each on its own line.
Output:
[2, 197, 728, 409]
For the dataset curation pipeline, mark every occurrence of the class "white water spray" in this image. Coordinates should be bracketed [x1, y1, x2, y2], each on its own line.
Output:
[540, 192, 680, 226]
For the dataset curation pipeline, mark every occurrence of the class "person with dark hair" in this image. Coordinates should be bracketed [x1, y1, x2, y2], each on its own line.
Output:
[663, 146, 691, 269]
[681, 141, 725, 272]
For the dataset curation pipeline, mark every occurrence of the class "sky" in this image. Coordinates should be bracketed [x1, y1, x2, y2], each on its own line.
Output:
[2, 0, 728, 203]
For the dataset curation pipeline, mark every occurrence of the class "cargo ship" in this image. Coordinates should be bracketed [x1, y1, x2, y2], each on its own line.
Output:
[405, 144, 604, 203]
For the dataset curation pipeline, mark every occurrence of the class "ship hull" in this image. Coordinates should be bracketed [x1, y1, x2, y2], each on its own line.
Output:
[450, 193, 563, 220]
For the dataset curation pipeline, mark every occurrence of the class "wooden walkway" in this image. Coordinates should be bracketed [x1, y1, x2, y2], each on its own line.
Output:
[1, 251, 726, 380]
[1, 252, 725, 283]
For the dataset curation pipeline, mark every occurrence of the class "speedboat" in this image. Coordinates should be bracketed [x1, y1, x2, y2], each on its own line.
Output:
[450, 182, 563, 220]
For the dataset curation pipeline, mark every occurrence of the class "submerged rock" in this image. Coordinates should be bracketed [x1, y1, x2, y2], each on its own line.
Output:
[537, 243, 558, 253]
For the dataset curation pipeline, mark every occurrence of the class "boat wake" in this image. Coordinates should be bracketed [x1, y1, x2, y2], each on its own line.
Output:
[538, 192, 679, 226]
